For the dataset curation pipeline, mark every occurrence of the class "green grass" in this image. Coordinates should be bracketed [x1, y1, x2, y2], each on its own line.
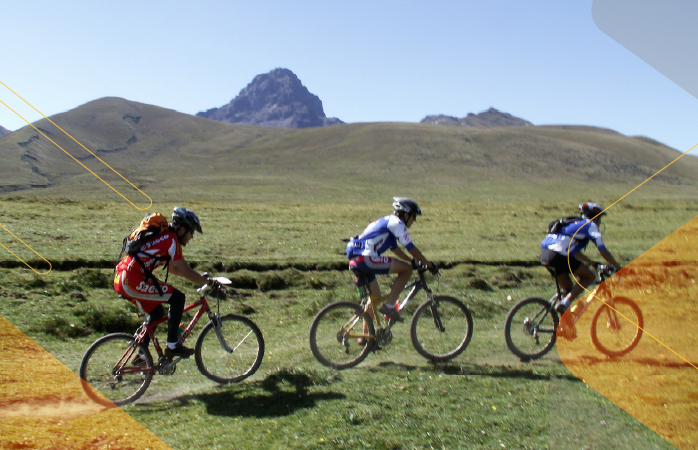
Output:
[1, 197, 695, 266]
[0, 260, 675, 449]
[0, 194, 692, 449]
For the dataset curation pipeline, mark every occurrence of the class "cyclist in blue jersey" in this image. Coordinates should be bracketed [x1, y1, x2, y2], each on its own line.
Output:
[540, 202, 622, 330]
[347, 197, 437, 323]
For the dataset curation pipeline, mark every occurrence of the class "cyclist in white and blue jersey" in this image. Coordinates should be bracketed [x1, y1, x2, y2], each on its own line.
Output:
[347, 198, 437, 322]
[540, 202, 622, 319]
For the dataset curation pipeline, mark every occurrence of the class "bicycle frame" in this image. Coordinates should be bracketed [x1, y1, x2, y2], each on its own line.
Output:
[117, 291, 218, 375]
[357, 270, 434, 339]
[550, 265, 616, 327]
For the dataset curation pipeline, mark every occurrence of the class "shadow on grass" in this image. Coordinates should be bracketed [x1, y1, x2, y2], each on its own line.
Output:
[365, 360, 581, 381]
[579, 354, 698, 368]
[151, 370, 346, 418]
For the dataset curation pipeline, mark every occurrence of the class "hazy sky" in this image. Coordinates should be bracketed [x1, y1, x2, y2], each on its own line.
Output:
[2, 1, 697, 155]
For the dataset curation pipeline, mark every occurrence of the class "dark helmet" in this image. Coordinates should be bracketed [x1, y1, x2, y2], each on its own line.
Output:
[579, 202, 606, 220]
[392, 197, 422, 217]
[171, 207, 203, 234]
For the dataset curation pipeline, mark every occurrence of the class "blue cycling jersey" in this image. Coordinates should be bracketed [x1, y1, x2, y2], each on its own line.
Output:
[347, 215, 415, 258]
[541, 219, 606, 257]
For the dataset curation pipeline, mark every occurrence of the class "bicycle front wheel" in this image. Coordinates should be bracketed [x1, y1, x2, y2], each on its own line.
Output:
[79, 333, 153, 406]
[590, 296, 643, 357]
[195, 314, 265, 383]
[309, 301, 374, 370]
[504, 297, 558, 361]
[410, 296, 473, 362]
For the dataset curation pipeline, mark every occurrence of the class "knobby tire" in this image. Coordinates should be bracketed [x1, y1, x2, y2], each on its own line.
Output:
[410, 296, 473, 362]
[504, 297, 559, 361]
[195, 314, 265, 383]
[79, 332, 153, 406]
[309, 301, 374, 370]
[590, 296, 643, 357]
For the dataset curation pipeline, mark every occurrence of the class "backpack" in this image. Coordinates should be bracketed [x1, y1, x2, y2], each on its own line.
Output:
[116, 213, 171, 296]
[346, 235, 364, 259]
[547, 216, 582, 235]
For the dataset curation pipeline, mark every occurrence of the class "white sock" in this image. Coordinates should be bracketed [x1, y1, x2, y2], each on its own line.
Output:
[383, 304, 395, 309]
[167, 342, 178, 349]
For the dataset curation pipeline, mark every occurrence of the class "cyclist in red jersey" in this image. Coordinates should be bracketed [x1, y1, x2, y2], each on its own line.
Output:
[114, 207, 214, 357]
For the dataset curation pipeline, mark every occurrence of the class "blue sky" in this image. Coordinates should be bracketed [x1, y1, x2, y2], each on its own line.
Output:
[1, 1, 697, 154]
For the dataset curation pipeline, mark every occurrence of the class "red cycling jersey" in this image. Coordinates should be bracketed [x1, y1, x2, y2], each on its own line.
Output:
[114, 231, 183, 311]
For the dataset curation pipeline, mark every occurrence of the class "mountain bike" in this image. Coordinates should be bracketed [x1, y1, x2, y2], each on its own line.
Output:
[79, 277, 264, 406]
[504, 264, 643, 361]
[309, 266, 473, 370]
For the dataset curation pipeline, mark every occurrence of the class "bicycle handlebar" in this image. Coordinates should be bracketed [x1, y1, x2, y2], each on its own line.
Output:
[197, 276, 233, 294]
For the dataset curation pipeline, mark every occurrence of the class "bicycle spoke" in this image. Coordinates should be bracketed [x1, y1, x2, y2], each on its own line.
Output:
[411, 296, 473, 362]
[196, 314, 264, 384]
[504, 298, 558, 360]
[591, 297, 643, 357]
[80, 333, 153, 406]
[309, 302, 374, 370]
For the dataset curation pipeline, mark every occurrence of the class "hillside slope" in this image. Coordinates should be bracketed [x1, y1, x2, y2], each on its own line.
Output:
[1, 97, 696, 199]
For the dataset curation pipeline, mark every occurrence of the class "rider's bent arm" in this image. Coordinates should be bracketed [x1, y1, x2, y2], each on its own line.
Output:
[599, 249, 622, 271]
[169, 259, 211, 286]
[407, 246, 434, 270]
[575, 252, 595, 265]
[391, 247, 412, 262]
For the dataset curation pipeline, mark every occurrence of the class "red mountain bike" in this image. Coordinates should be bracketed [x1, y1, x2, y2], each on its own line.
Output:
[79, 277, 264, 406]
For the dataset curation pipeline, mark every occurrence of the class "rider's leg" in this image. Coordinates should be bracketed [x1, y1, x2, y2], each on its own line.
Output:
[385, 260, 413, 306]
[361, 277, 380, 340]
[560, 264, 595, 308]
[367, 278, 381, 315]
[165, 289, 186, 348]
[140, 304, 165, 349]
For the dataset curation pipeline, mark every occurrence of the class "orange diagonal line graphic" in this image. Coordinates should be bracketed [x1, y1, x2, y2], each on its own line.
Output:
[565, 141, 698, 370]
[0, 81, 152, 211]
[0, 222, 52, 275]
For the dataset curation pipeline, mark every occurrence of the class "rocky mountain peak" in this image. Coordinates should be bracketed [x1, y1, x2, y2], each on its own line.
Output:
[197, 68, 343, 128]
[421, 108, 532, 128]
[0, 125, 11, 136]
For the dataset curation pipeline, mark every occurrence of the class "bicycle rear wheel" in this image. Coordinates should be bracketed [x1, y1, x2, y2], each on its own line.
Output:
[504, 297, 558, 361]
[195, 314, 265, 383]
[79, 333, 153, 406]
[590, 296, 643, 357]
[309, 301, 374, 370]
[410, 296, 473, 362]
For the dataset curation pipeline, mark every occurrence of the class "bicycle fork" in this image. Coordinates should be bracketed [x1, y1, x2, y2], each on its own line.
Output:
[208, 312, 235, 353]
[429, 297, 446, 333]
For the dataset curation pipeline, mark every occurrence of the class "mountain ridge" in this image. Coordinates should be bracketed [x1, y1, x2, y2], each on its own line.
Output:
[196, 68, 342, 129]
[421, 108, 533, 127]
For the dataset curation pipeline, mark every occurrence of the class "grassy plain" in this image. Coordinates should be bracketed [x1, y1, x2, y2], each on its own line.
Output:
[1, 194, 693, 449]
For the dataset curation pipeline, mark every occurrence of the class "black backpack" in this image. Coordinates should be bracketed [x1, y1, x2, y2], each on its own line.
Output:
[547, 216, 582, 235]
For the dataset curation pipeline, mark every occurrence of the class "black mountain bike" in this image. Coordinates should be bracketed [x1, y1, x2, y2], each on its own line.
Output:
[504, 265, 643, 361]
[309, 266, 473, 370]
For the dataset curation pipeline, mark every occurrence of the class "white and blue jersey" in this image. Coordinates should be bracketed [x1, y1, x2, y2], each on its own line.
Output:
[347, 215, 415, 258]
[541, 219, 606, 257]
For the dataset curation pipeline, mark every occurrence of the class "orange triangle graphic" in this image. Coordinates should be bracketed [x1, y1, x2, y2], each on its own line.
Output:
[0, 315, 172, 450]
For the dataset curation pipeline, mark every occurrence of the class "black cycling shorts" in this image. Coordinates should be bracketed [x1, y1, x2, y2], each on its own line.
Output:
[540, 249, 582, 276]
